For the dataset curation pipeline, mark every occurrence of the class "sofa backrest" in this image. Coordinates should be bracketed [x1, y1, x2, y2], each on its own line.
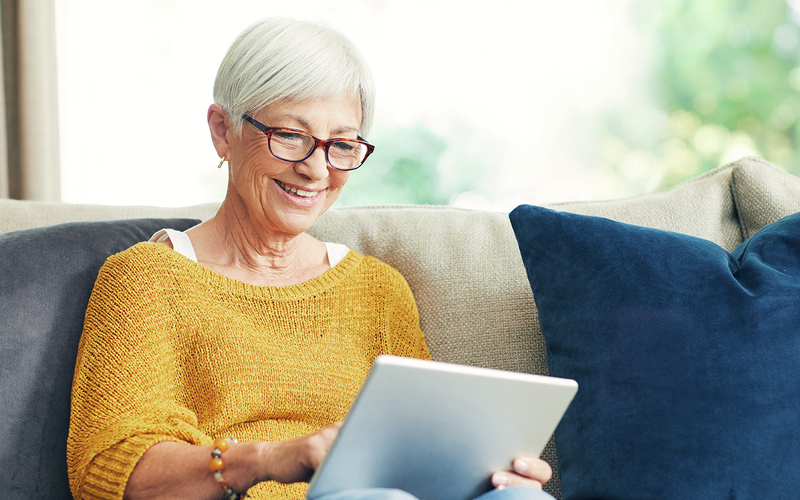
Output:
[0, 200, 220, 234]
[310, 157, 800, 373]
[1, 156, 799, 499]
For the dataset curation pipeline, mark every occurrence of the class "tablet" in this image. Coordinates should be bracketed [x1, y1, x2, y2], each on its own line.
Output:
[306, 355, 578, 500]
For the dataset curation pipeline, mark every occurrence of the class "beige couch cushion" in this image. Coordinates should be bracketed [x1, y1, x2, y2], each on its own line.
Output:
[731, 156, 800, 238]
[0, 199, 220, 234]
[310, 206, 540, 370]
[553, 160, 743, 250]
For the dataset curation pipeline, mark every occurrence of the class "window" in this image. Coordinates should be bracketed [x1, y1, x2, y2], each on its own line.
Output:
[55, 1, 800, 209]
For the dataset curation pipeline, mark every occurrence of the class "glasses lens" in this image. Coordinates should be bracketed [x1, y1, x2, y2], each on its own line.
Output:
[269, 130, 315, 161]
[327, 140, 369, 170]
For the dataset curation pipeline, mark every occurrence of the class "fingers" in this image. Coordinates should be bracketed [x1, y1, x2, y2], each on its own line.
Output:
[513, 456, 552, 484]
[491, 471, 542, 490]
[259, 422, 344, 484]
[316, 421, 343, 443]
[304, 422, 342, 469]
[491, 456, 552, 490]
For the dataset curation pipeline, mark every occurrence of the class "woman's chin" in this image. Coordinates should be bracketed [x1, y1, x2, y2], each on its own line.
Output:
[275, 190, 340, 228]
[266, 203, 332, 236]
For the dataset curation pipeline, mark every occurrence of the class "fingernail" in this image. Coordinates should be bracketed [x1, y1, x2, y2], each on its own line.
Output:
[492, 472, 509, 488]
[513, 458, 529, 474]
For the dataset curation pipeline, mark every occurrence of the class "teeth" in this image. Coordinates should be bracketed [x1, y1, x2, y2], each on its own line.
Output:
[277, 181, 317, 198]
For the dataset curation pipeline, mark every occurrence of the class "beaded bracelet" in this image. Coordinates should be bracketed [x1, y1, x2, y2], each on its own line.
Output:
[209, 437, 250, 499]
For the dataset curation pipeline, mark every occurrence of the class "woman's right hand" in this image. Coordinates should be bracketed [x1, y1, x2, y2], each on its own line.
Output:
[123, 423, 342, 500]
[259, 421, 343, 484]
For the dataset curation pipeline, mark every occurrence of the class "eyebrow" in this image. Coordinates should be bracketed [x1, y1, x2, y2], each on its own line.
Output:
[283, 114, 359, 136]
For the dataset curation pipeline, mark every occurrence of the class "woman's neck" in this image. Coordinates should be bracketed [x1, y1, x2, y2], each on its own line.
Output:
[186, 198, 329, 287]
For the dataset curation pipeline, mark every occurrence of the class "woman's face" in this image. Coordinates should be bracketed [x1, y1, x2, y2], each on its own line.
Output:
[226, 94, 362, 237]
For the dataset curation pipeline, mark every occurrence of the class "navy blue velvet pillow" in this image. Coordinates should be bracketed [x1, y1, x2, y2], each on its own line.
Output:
[509, 206, 800, 499]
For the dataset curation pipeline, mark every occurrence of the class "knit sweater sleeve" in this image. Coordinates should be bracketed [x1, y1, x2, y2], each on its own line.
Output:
[67, 247, 210, 500]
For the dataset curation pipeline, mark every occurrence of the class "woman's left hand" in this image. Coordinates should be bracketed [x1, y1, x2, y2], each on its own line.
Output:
[490, 456, 553, 490]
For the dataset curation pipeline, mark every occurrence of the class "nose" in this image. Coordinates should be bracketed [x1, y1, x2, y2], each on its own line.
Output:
[295, 145, 329, 181]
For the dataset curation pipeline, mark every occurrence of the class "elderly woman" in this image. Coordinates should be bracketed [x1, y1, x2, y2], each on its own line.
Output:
[67, 18, 555, 500]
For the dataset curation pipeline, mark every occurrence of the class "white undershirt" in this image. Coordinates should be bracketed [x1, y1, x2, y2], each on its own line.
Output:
[149, 228, 350, 267]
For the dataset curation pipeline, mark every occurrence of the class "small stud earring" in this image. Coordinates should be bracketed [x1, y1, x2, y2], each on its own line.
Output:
[217, 157, 226, 169]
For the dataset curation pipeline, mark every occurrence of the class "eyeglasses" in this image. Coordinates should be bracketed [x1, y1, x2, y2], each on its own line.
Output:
[242, 114, 375, 171]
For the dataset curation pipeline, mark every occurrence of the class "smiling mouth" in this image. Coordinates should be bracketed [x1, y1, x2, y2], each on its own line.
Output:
[276, 180, 319, 198]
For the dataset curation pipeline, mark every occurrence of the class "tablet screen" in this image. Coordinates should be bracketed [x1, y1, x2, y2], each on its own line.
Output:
[307, 355, 578, 499]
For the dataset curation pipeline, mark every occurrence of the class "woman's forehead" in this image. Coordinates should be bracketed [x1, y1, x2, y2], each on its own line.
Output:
[258, 94, 363, 130]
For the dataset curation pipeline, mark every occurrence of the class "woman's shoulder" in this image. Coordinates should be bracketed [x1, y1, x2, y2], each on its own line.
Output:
[87, 243, 190, 315]
[345, 251, 412, 288]
[98, 242, 194, 288]
[103, 241, 176, 269]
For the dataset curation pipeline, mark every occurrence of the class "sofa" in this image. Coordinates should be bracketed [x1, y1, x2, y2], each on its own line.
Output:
[2, 156, 799, 499]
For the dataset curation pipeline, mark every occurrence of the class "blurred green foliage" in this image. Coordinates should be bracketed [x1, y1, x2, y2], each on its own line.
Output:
[602, 0, 800, 192]
[343, 1, 800, 207]
[337, 123, 480, 206]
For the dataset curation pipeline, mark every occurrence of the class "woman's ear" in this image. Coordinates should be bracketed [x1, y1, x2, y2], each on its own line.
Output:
[208, 104, 231, 158]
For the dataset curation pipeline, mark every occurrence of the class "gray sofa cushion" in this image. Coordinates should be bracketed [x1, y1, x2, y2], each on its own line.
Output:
[0, 218, 199, 498]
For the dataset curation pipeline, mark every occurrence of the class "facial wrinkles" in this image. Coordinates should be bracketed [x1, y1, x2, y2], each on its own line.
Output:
[234, 95, 361, 232]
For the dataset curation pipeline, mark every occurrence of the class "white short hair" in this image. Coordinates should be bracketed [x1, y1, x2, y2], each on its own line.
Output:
[213, 18, 376, 138]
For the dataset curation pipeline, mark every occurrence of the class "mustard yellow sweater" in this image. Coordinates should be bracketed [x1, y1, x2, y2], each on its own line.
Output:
[67, 242, 431, 500]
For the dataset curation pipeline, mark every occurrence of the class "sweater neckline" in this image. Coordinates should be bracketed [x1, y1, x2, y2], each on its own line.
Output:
[136, 241, 363, 300]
